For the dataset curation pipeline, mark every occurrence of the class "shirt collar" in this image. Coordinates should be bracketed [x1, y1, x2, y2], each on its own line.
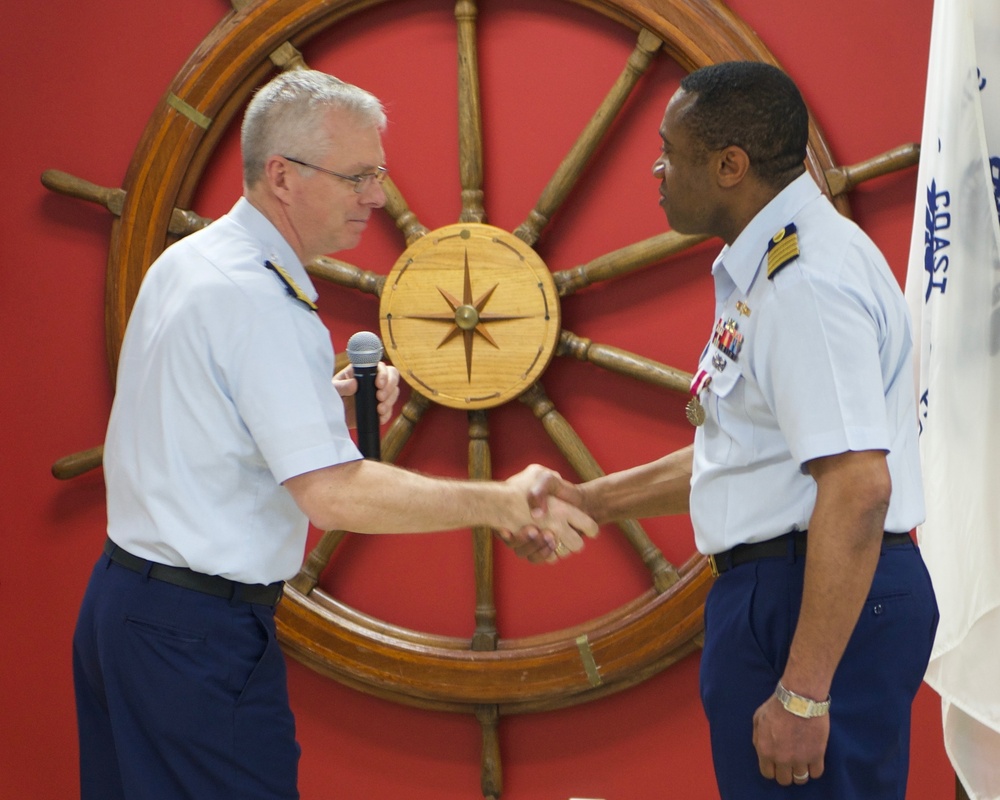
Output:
[228, 197, 319, 304]
[711, 172, 822, 295]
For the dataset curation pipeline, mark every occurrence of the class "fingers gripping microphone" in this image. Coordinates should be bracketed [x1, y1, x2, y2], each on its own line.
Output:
[346, 331, 383, 461]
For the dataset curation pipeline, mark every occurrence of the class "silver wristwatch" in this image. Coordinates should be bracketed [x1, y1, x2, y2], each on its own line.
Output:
[774, 681, 831, 718]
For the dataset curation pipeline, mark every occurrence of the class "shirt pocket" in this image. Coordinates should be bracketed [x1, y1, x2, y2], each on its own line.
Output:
[700, 349, 754, 467]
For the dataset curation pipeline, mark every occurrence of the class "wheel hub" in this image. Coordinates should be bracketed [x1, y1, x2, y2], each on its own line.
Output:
[379, 222, 561, 410]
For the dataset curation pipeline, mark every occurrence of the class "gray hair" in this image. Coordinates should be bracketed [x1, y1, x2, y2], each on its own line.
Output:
[241, 70, 386, 188]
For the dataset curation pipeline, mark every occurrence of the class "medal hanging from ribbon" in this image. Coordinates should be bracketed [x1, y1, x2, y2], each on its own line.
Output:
[686, 369, 712, 426]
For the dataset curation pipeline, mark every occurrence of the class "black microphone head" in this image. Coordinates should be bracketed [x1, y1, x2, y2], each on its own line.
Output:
[346, 331, 383, 368]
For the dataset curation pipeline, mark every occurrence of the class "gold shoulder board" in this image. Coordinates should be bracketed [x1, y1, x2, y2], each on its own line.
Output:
[766, 223, 799, 279]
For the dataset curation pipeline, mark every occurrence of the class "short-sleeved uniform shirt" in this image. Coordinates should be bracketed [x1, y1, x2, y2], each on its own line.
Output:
[689, 173, 924, 555]
[104, 198, 362, 584]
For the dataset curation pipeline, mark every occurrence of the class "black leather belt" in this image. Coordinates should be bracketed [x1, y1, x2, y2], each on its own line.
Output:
[103, 538, 284, 606]
[707, 530, 912, 577]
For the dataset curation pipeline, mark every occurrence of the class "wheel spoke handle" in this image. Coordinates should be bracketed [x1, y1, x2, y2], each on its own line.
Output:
[514, 28, 663, 247]
[475, 703, 502, 799]
[289, 530, 350, 594]
[51, 445, 104, 480]
[381, 389, 432, 464]
[824, 142, 920, 197]
[554, 230, 709, 296]
[41, 169, 210, 237]
[519, 382, 679, 591]
[308, 256, 385, 297]
[469, 410, 499, 651]
[558, 329, 692, 394]
[382, 177, 431, 245]
[456, 0, 486, 223]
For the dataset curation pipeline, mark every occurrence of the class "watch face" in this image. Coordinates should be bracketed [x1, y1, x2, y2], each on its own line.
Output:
[379, 223, 561, 410]
[776, 683, 830, 717]
[787, 695, 812, 715]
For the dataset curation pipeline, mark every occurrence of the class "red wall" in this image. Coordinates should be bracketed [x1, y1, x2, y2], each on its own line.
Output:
[2, 1, 950, 798]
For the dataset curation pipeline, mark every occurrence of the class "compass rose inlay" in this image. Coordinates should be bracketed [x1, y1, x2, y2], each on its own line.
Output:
[405, 249, 532, 381]
[379, 223, 561, 410]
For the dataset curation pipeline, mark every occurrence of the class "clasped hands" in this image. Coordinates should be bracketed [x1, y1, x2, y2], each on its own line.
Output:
[335, 362, 597, 562]
[497, 465, 594, 564]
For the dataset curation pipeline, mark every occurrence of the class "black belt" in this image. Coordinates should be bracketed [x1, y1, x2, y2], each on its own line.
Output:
[708, 530, 912, 577]
[103, 538, 284, 606]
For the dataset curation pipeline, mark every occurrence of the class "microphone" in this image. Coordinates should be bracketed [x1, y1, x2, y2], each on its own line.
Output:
[346, 331, 383, 460]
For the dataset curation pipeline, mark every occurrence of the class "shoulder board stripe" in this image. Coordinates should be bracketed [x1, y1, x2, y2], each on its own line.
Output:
[265, 260, 318, 311]
[766, 223, 799, 279]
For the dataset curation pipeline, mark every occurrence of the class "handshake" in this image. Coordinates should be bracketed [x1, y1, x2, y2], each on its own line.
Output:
[495, 464, 598, 565]
[330, 359, 623, 561]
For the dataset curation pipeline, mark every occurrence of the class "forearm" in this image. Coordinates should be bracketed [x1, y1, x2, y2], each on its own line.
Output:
[780, 450, 890, 701]
[578, 444, 693, 523]
[285, 459, 532, 534]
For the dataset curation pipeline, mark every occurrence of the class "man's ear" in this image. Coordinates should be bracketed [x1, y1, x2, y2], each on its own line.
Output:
[265, 155, 293, 198]
[716, 145, 750, 188]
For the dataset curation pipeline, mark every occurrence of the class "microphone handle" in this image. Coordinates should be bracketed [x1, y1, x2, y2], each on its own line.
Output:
[353, 364, 381, 460]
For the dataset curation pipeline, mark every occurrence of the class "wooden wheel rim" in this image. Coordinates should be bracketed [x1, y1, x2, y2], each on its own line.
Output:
[105, 0, 844, 714]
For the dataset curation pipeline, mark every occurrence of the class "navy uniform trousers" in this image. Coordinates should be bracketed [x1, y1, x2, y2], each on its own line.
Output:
[73, 553, 300, 799]
[700, 537, 938, 799]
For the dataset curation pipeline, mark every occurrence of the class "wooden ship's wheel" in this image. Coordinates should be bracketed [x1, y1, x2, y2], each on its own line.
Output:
[44, 0, 919, 796]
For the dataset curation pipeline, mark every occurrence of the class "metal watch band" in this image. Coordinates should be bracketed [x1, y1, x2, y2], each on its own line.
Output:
[774, 681, 831, 718]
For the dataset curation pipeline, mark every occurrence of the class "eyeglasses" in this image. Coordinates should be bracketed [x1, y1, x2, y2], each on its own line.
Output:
[283, 156, 388, 193]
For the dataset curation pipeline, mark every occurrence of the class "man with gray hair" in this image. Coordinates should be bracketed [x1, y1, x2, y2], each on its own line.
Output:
[72, 70, 595, 799]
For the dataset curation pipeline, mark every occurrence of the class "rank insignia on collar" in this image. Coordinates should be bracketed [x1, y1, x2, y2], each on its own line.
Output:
[767, 223, 799, 279]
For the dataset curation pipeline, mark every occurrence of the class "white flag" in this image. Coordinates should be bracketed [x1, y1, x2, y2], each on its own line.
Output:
[904, 0, 1000, 797]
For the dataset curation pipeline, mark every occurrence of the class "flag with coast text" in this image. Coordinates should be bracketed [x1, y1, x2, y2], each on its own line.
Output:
[904, 0, 1000, 796]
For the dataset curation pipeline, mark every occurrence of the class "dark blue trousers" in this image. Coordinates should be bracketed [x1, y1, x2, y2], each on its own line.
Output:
[73, 553, 300, 799]
[700, 538, 938, 799]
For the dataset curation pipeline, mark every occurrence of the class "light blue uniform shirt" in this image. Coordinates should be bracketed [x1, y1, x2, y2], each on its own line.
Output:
[690, 173, 924, 554]
[105, 198, 362, 583]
